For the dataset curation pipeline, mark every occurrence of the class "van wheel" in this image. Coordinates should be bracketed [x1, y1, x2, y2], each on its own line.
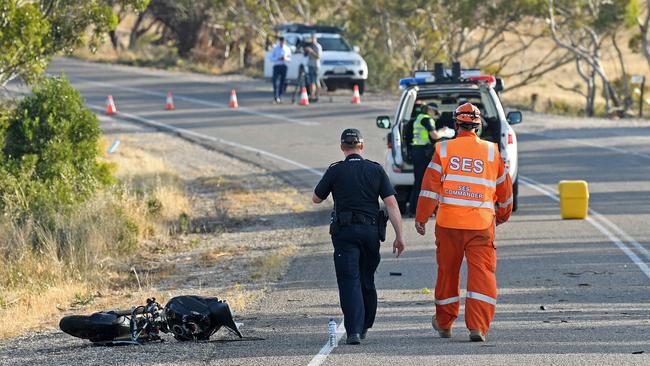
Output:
[512, 177, 519, 212]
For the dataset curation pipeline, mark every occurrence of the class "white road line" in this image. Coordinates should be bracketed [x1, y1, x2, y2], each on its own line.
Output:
[519, 175, 650, 280]
[307, 321, 346, 366]
[524, 131, 650, 160]
[90, 104, 325, 178]
[591, 211, 650, 262]
[73, 76, 319, 126]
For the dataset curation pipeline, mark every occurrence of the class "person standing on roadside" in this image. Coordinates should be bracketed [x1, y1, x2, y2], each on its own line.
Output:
[415, 103, 512, 343]
[271, 36, 291, 103]
[409, 102, 444, 217]
[304, 34, 322, 102]
[313, 128, 406, 345]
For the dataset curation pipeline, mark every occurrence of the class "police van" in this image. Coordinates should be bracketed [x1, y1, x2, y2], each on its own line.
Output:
[263, 23, 369, 94]
[375, 63, 522, 213]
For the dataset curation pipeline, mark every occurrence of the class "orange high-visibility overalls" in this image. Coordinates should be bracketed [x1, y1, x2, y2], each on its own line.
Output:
[416, 130, 513, 334]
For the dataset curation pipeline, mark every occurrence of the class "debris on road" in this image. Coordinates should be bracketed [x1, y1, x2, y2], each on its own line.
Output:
[389, 272, 402, 276]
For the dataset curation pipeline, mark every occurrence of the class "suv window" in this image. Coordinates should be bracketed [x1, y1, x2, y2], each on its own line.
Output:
[318, 37, 351, 51]
[399, 87, 502, 164]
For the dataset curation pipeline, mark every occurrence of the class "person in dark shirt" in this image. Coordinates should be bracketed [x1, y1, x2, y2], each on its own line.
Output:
[313, 128, 405, 345]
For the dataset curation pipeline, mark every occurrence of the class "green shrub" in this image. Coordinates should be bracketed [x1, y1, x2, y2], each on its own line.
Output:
[1, 76, 114, 219]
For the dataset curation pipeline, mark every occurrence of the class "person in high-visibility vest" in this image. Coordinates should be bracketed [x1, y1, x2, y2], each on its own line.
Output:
[415, 102, 513, 342]
[408, 103, 443, 217]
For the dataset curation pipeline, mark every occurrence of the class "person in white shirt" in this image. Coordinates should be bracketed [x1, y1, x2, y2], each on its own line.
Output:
[271, 36, 291, 103]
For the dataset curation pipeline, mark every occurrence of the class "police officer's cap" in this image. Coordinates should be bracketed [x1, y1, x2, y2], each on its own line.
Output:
[341, 128, 364, 144]
[425, 102, 439, 111]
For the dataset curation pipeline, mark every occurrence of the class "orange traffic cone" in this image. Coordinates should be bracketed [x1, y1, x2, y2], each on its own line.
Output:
[351, 84, 361, 104]
[166, 91, 175, 110]
[229, 89, 239, 108]
[298, 86, 309, 106]
[105, 95, 117, 115]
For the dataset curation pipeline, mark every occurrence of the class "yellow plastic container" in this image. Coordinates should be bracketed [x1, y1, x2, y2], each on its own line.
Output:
[558, 180, 589, 219]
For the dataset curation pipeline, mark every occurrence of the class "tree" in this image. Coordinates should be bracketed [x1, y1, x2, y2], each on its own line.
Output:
[105, 0, 152, 50]
[425, 0, 574, 91]
[632, 1, 650, 69]
[548, 0, 638, 116]
[0, 0, 148, 86]
[0, 2, 50, 86]
[149, 0, 225, 58]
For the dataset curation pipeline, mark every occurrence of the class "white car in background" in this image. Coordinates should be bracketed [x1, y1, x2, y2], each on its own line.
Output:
[375, 63, 522, 213]
[264, 23, 369, 94]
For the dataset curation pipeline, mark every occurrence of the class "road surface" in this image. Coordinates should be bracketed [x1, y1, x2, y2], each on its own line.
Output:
[1, 58, 650, 365]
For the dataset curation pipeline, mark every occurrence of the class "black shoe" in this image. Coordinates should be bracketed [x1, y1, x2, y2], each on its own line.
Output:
[360, 329, 368, 340]
[346, 333, 361, 345]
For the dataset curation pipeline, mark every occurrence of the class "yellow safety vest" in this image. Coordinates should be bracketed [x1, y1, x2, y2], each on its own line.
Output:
[412, 113, 433, 146]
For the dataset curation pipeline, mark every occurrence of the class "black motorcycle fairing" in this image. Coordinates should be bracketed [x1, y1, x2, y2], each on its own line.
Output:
[164, 295, 242, 341]
[59, 312, 131, 343]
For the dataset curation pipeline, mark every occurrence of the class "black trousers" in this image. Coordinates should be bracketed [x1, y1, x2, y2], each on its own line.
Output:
[409, 145, 433, 215]
[331, 224, 381, 335]
[272, 64, 287, 100]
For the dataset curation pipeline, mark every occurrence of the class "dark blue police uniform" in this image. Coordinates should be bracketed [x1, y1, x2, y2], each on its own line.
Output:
[314, 135, 396, 339]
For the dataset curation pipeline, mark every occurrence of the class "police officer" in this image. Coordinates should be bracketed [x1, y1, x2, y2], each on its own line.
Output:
[409, 103, 443, 216]
[312, 128, 406, 345]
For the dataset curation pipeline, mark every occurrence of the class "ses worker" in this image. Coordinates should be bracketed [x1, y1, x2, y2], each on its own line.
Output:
[415, 102, 513, 342]
[313, 128, 406, 345]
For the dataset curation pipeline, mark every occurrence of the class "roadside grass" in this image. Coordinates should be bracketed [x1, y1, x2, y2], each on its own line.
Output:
[0, 134, 304, 339]
[223, 284, 264, 313]
[225, 187, 307, 217]
[198, 245, 245, 266]
[250, 245, 298, 281]
[0, 138, 193, 340]
[0, 283, 89, 339]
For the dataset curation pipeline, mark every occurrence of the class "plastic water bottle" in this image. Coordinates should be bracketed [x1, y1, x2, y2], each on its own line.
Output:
[328, 318, 337, 347]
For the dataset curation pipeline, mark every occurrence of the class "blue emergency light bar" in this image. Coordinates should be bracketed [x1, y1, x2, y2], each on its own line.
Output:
[399, 77, 435, 89]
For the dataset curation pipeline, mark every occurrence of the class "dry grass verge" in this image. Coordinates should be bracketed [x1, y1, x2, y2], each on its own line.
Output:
[0, 131, 307, 340]
[0, 138, 193, 339]
[250, 245, 298, 281]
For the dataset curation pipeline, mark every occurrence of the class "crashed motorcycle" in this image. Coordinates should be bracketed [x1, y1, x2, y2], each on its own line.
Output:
[59, 295, 242, 345]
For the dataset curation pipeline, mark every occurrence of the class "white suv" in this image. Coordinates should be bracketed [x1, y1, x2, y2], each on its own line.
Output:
[375, 64, 521, 213]
[264, 24, 369, 94]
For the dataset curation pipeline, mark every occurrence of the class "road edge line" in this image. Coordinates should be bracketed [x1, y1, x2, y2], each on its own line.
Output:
[73, 76, 319, 126]
[307, 321, 346, 366]
[519, 175, 650, 280]
[89, 104, 325, 178]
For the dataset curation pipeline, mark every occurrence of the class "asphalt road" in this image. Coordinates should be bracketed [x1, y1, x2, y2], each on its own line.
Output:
[3, 58, 650, 365]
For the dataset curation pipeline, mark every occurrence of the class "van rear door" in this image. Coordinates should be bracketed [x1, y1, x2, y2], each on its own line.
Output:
[392, 87, 417, 166]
